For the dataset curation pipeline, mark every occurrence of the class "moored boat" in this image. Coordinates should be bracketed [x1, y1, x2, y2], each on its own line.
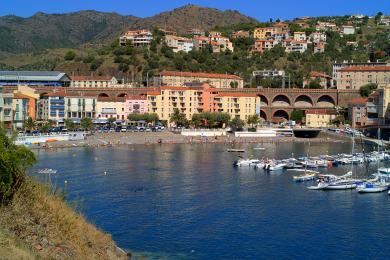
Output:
[233, 159, 260, 167]
[38, 168, 57, 174]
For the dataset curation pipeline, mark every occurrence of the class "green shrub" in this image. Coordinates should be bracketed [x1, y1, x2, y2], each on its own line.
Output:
[0, 127, 36, 204]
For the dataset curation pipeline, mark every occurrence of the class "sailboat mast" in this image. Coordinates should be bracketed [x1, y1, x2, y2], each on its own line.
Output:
[351, 126, 355, 177]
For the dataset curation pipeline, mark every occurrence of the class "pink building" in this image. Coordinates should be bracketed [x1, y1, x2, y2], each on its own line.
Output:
[125, 96, 147, 116]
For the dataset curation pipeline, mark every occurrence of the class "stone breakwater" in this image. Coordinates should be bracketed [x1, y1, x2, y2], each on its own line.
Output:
[28, 131, 350, 150]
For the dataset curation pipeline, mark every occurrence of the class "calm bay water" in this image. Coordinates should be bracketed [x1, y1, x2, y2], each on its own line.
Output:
[30, 142, 390, 259]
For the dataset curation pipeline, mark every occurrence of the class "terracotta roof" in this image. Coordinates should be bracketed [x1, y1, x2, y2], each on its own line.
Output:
[71, 75, 114, 81]
[349, 97, 368, 105]
[194, 36, 209, 41]
[44, 91, 66, 97]
[13, 93, 35, 99]
[309, 71, 331, 78]
[340, 66, 390, 72]
[97, 97, 126, 102]
[159, 71, 242, 80]
[147, 91, 160, 96]
[306, 109, 337, 115]
[160, 86, 188, 91]
[126, 95, 147, 100]
[215, 93, 258, 98]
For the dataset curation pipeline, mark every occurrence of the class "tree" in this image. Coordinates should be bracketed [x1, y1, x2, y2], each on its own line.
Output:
[64, 50, 76, 61]
[39, 122, 51, 133]
[375, 12, 383, 25]
[331, 115, 346, 126]
[247, 114, 260, 128]
[359, 83, 377, 97]
[230, 81, 239, 88]
[170, 109, 188, 127]
[24, 117, 35, 132]
[0, 126, 36, 203]
[291, 109, 305, 123]
[80, 117, 93, 130]
[64, 119, 76, 131]
[145, 113, 159, 124]
[307, 79, 322, 89]
[108, 117, 117, 126]
[229, 117, 245, 130]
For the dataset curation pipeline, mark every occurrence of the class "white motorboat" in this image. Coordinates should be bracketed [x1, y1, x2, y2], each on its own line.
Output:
[253, 147, 265, 150]
[264, 162, 286, 171]
[307, 174, 337, 190]
[38, 168, 57, 174]
[315, 160, 329, 168]
[233, 158, 260, 167]
[300, 160, 318, 168]
[307, 181, 329, 190]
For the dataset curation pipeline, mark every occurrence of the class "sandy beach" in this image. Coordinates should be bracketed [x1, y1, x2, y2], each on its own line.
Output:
[28, 131, 351, 150]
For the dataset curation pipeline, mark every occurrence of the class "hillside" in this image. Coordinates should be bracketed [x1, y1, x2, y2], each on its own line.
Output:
[0, 127, 128, 259]
[133, 4, 257, 33]
[0, 5, 257, 53]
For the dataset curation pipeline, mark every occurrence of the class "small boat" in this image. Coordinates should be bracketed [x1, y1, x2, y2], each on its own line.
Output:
[300, 160, 318, 168]
[307, 182, 329, 190]
[357, 181, 389, 193]
[293, 171, 318, 182]
[233, 159, 260, 167]
[315, 160, 329, 168]
[253, 147, 265, 150]
[284, 163, 304, 169]
[324, 180, 358, 190]
[307, 174, 337, 190]
[227, 148, 245, 153]
[38, 168, 57, 174]
[264, 162, 286, 171]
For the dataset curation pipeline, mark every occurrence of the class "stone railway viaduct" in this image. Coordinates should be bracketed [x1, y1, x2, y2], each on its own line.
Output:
[6, 86, 361, 122]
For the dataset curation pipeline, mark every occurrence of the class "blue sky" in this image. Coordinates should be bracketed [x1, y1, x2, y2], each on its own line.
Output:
[0, 0, 388, 20]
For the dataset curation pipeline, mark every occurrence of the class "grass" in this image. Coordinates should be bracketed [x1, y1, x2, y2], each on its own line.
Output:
[0, 178, 128, 259]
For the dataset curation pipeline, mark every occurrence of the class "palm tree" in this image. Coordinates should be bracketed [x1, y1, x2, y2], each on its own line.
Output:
[23, 117, 35, 133]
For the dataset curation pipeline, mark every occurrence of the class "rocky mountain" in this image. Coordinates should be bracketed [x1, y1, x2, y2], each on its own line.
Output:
[0, 5, 258, 53]
[133, 4, 257, 33]
[0, 11, 138, 53]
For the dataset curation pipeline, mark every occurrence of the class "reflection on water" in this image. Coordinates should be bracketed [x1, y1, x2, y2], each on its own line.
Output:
[30, 142, 390, 259]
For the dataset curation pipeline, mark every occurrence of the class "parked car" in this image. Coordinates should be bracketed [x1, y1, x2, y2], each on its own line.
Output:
[121, 127, 127, 132]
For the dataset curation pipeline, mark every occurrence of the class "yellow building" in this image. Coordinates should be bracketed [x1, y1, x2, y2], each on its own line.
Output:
[96, 97, 126, 120]
[377, 84, 390, 119]
[146, 84, 258, 124]
[253, 27, 282, 39]
[213, 93, 259, 121]
[337, 66, 390, 89]
[147, 85, 218, 123]
[305, 109, 337, 128]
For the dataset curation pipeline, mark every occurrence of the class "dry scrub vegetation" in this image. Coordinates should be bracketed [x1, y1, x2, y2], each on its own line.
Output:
[0, 179, 128, 259]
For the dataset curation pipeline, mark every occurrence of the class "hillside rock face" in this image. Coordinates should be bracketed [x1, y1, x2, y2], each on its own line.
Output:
[0, 5, 257, 53]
